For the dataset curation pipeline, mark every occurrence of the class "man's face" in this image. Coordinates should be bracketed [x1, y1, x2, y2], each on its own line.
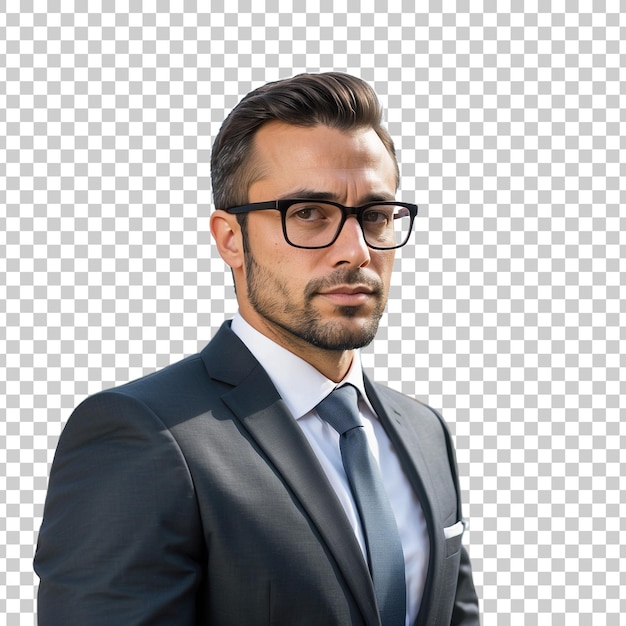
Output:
[237, 122, 398, 355]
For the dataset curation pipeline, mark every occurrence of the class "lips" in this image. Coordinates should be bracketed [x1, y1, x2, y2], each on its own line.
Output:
[319, 285, 376, 296]
[317, 284, 378, 306]
[305, 270, 383, 303]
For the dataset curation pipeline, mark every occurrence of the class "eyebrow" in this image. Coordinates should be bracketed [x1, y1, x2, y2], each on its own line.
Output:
[278, 189, 396, 204]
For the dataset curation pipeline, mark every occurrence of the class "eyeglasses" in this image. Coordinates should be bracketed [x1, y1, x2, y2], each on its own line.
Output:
[222, 199, 418, 250]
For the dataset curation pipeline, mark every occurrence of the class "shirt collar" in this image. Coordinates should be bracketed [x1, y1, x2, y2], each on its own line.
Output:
[230, 312, 374, 420]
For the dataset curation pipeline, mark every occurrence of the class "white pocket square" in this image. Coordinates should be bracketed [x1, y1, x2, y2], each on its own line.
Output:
[443, 520, 465, 539]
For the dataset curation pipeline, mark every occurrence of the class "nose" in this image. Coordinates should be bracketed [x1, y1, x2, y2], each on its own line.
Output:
[331, 215, 371, 267]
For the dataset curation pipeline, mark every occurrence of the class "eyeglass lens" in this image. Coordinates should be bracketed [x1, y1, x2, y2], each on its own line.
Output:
[284, 202, 412, 249]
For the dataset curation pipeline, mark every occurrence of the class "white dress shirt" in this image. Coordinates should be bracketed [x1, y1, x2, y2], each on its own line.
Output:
[231, 312, 430, 625]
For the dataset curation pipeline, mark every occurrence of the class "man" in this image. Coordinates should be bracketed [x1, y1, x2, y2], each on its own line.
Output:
[35, 72, 479, 625]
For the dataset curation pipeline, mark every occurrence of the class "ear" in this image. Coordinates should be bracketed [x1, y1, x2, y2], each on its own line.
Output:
[210, 210, 245, 270]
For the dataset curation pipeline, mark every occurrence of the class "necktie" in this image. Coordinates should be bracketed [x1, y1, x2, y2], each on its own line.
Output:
[316, 384, 406, 626]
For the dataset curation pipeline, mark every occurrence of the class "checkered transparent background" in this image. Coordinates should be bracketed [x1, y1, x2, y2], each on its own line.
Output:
[2, 3, 625, 624]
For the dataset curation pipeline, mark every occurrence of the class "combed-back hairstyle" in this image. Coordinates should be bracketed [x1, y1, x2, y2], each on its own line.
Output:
[210, 72, 399, 211]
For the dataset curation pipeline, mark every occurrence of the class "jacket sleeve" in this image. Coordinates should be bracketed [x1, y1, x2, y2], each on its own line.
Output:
[437, 408, 480, 626]
[34, 390, 205, 625]
[451, 544, 480, 625]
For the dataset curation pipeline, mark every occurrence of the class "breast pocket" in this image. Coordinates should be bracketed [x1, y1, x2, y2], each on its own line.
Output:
[443, 519, 466, 557]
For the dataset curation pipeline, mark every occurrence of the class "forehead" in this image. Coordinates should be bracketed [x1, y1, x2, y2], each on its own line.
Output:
[248, 122, 398, 201]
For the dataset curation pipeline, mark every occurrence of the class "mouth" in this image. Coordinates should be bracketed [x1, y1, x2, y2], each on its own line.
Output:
[317, 285, 378, 306]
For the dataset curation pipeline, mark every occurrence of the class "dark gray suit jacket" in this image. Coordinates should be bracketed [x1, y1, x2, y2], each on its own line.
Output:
[35, 321, 479, 625]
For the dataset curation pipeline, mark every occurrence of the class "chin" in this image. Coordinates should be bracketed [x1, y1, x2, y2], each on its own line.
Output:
[299, 317, 381, 352]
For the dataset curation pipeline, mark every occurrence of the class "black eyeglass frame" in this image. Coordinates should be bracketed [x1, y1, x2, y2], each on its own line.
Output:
[222, 199, 418, 250]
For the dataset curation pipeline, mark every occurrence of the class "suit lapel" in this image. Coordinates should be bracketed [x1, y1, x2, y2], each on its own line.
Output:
[202, 323, 380, 625]
[364, 376, 438, 514]
[363, 376, 439, 626]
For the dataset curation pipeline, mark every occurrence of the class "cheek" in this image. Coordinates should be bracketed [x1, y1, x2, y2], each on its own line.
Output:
[374, 252, 395, 282]
[255, 241, 312, 290]
[246, 221, 285, 263]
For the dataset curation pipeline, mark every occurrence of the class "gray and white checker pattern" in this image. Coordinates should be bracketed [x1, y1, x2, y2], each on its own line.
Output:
[1, 3, 624, 624]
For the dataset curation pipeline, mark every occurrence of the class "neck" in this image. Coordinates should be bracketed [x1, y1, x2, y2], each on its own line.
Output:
[293, 346, 355, 383]
[241, 311, 356, 382]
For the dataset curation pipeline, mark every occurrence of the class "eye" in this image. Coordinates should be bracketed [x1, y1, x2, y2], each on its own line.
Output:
[287, 203, 331, 221]
[362, 208, 392, 225]
[294, 206, 322, 220]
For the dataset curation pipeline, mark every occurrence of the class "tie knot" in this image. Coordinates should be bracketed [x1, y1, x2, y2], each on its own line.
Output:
[316, 384, 362, 435]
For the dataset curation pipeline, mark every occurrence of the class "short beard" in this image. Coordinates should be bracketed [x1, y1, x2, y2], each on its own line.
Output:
[243, 242, 386, 351]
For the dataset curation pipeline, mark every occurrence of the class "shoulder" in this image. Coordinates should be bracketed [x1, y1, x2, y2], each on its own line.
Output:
[367, 379, 449, 430]
[95, 349, 219, 411]
[60, 351, 215, 447]
[109, 351, 207, 401]
[76, 320, 249, 419]
[365, 378, 459, 463]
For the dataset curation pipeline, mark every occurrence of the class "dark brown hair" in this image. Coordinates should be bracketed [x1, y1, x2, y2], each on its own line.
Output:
[210, 72, 399, 211]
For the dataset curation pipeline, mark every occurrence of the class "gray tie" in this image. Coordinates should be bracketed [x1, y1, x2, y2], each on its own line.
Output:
[316, 384, 406, 626]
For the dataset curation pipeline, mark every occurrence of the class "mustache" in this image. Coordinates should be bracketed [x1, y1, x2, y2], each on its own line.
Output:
[304, 269, 384, 299]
